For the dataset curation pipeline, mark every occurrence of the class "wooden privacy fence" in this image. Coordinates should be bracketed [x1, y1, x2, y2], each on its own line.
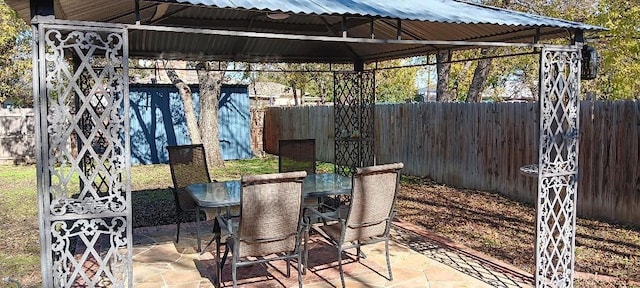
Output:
[263, 101, 640, 225]
[0, 108, 35, 164]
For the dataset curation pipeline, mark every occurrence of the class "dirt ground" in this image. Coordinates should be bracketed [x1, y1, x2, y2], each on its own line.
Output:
[395, 176, 640, 287]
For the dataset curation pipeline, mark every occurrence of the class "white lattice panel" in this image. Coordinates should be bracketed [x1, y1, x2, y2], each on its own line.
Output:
[536, 47, 581, 288]
[35, 20, 131, 287]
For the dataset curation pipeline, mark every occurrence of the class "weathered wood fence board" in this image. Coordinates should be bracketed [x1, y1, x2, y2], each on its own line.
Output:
[264, 106, 334, 160]
[250, 108, 265, 156]
[263, 101, 640, 225]
[0, 109, 35, 164]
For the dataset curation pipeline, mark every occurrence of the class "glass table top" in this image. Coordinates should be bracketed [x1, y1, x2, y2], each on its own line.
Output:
[186, 173, 352, 208]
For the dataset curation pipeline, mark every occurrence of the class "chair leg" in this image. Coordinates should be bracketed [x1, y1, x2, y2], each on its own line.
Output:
[176, 214, 182, 243]
[297, 252, 303, 287]
[286, 257, 291, 277]
[385, 238, 393, 281]
[338, 247, 345, 288]
[221, 247, 229, 269]
[215, 234, 221, 288]
[232, 260, 238, 288]
[303, 226, 309, 275]
[356, 241, 361, 262]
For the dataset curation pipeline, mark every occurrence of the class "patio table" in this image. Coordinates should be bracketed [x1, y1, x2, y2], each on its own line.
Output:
[186, 173, 352, 252]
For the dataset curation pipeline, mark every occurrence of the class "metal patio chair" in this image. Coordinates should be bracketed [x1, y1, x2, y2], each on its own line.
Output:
[217, 171, 308, 288]
[278, 139, 316, 174]
[304, 162, 404, 288]
[279, 138, 325, 210]
[167, 144, 218, 243]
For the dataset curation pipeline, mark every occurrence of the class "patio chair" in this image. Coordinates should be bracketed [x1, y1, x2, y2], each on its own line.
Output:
[217, 171, 308, 288]
[304, 162, 403, 288]
[279, 138, 325, 209]
[278, 139, 316, 174]
[167, 144, 219, 243]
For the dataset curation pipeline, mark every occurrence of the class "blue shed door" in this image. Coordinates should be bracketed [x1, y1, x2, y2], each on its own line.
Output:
[218, 85, 252, 160]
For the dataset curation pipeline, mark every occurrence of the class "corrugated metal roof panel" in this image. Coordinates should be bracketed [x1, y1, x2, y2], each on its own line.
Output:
[6, 0, 605, 63]
[174, 0, 603, 31]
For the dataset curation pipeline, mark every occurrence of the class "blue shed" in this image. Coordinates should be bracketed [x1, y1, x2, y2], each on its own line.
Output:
[129, 84, 252, 164]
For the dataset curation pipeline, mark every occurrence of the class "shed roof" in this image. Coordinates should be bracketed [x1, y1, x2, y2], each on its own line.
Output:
[8, 0, 605, 63]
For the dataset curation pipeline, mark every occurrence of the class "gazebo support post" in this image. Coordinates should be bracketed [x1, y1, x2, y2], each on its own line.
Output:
[534, 42, 582, 287]
[333, 66, 375, 177]
[32, 17, 133, 286]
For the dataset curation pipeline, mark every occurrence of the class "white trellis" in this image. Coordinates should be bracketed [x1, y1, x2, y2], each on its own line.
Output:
[535, 46, 581, 287]
[33, 19, 132, 287]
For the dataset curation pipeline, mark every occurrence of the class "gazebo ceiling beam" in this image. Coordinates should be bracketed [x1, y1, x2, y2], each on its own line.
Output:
[105, 2, 157, 23]
[328, 17, 372, 35]
[127, 23, 579, 50]
[318, 15, 362, 62]
[156, 17, 330, 34]
[145, 6, 191, 25]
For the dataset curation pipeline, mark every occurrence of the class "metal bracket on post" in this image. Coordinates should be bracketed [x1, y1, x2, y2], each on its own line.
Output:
[135, 0, 141, 25]
[370, 18, 375, 39]
[342, 15, 348, 38]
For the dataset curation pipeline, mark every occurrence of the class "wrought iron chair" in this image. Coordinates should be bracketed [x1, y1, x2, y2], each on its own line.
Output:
[167, 144, 218, 243]
[304, 162, 403, 288]
[278, 139, 316, 174]
[279, 138, 325, 210]
[216, 171, 308, 288]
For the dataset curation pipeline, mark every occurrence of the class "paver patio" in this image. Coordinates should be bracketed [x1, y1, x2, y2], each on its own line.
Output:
[132, 219, 534, 287]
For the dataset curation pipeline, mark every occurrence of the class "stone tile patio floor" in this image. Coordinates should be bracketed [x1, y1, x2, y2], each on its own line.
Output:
[132, 219, 535, 287]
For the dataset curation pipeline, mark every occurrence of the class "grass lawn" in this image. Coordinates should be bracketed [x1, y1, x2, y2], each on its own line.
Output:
[1, 156, 638, 287]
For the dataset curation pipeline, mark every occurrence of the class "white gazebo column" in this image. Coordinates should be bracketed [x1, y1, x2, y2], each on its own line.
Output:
[32, 18, 132, 286]
[535, 45, 581, 287]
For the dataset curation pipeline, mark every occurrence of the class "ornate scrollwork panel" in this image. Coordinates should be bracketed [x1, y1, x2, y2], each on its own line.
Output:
[35, 21, 131, 287]
[536, 47, 581, 288]
[51, 218, 129, 287]
[333, 71, 375, 176]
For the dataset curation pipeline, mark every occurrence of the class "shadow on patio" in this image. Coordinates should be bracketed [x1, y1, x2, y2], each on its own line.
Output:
[131, 219, 534, 287]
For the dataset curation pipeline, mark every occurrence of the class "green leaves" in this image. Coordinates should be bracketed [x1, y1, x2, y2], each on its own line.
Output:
[589, 0, 640, 99]
[0, 0, 31, 107]
[375, 59, 419, 103]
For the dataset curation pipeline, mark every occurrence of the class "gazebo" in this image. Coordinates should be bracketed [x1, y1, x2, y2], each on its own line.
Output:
[6, 0, 603, 287]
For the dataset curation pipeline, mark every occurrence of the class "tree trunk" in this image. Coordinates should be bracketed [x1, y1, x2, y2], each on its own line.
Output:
[436, 50, 452, 102]
[291, 83, 299, 106]
[196, 62, 227, 168]
[468, 48, 495, 102]
[163, 60, 202, 144]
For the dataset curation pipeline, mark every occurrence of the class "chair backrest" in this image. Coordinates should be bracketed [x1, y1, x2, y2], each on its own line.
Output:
[343, 162, 404, 243]
[278, 139, 316, 174]
[237, 171, 307, 258]
[167, 144, 212, 211]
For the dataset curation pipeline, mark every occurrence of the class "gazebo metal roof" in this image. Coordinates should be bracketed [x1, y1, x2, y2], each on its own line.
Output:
[8, 0, 604, 63]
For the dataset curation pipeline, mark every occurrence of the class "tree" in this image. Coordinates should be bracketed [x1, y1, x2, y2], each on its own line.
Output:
[375, 59, 419, 103]
[195, 62, 226, 167]
[164, 60, 227, 168]
[590, 0, 640, 99]
[0, 1, 31, 107]
[436, 50, 453, 101]
[467, 48, 495, 102]
[282, 63, 309, 105]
